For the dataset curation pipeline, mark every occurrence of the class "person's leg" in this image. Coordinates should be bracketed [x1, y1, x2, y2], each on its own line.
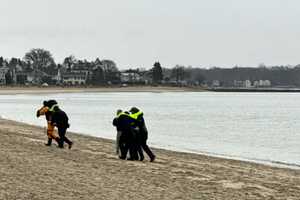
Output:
[64, 134, 73, 149]
[57, 127, 66, 148]
[137, 135, 144, 161]
[141, 139, 155, 161]
[128, 134, 139, 160]
[45, 138, 52, 146]
[137, 146, 144, 161]
[45, 122, 54, 146]
[119, 142, 128, 159]
[115, 131, 122, 154]
[129, 130, 140, 160]
[118, 135, 128, 159]
[128, 141, 139, 160]
[47, 122, 60, 145]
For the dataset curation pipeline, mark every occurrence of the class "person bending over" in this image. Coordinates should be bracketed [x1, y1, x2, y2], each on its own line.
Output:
[130, 107, 155, 162]
[51, 105, 73, 149]
[36, 100, 60, 146]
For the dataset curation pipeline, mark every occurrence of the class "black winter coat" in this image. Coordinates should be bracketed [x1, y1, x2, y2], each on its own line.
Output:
[51, 109, 70, 129]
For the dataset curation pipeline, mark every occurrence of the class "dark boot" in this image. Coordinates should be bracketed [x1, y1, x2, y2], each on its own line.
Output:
[45, 138, 52, 146]
[68, 141, 73, 149]
[58, 138, 64, 148]
[63, 136, 73, 149]
[150, 155, 156, 162]
[141, 140, 155, 161]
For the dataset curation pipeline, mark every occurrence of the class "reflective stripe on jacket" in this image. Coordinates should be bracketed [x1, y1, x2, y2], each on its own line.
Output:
[129, 111, 143, 120]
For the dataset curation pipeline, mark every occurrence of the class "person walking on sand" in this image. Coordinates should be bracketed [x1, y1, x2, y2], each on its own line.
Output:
[113, 109, 138, 160]
[36, 100, 60, 146]
[113, 109, 123, 155]
[50, 104, 73, 149]
[129, 107, 156, 162]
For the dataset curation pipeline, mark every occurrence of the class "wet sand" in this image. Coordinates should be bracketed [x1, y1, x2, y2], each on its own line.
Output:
[0, 119, 299, 200]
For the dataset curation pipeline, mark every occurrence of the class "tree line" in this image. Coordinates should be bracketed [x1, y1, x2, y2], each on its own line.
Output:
[1, 48, 300, 87]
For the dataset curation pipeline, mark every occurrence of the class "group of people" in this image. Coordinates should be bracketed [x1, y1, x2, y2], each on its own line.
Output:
[113, 107, 156, 162]
[36, 100, 73, 149]
[36, 101, 156, 162]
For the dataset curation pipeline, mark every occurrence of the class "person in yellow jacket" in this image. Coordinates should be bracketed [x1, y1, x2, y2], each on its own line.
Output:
[36, 100, 60, 146]
[113, 110, 139, 160]
[129, 107, 156, 162]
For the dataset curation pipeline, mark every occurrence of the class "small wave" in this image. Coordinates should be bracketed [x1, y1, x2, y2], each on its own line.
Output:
[193, 150, 300, 170]
[154, 145, 300, 170]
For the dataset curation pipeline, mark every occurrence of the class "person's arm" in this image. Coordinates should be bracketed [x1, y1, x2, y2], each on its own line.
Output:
[113, 118, 118, 127]
[36, 106, 48, 117]
[64, 112, 70, 128]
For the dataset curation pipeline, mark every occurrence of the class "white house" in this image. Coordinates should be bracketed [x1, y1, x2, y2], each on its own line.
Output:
[233, 80, 244, 87]
[245, 80, 252, 88]
[253, 80, 271, 87]
[212, 80, 220, 87]
[62, 72, 87, 85]
[120, 71, 142, 83]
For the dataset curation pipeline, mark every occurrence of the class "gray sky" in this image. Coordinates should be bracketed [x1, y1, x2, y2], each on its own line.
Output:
[0, 0, 300, 69]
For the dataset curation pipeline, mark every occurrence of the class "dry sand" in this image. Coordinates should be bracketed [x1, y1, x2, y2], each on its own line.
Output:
[0, 119, 299, 200]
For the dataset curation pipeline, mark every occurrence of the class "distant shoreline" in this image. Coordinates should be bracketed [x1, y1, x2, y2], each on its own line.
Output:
[3, 86, 300, 94]
[207, 87, 300, 92]
[0, 86, 205, 95]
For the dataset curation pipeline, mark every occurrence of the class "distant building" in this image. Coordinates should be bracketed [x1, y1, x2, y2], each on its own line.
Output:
[245, 80, 252, 88]
[233, 80, 252, 88]
[120, 71, 142, 83]
[0, 67, 9, 85]
[233, 80, 244, 87]
[26, 70, 49, 84]
[62, 72, 87, 85]
[253, 80, 271, 87]
[212, 80, 220, 87]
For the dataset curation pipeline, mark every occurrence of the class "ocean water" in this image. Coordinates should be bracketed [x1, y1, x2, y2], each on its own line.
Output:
[0, 92, 299, 168]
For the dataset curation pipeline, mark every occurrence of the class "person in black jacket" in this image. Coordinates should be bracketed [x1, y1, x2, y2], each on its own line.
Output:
[129, 107, 155, 162]
[113, 110, 138, 160]
[51, 105, 73, 149]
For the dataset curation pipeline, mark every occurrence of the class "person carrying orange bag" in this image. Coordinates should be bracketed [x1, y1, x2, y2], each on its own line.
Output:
[36, 100, 60, 146]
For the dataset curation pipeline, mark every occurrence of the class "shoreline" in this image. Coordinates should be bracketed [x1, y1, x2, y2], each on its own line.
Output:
[3, 118, 300, 171]
[0, 86, 205, 95]
[1, 118, 299, 199]
[208, 87, 300, 92]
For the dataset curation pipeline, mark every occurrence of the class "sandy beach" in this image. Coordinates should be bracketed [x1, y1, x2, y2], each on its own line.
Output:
[0, 119, 299, 200]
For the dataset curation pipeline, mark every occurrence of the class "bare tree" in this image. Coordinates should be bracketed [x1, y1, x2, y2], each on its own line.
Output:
[152, 62, 163, 84]
[63, 55, 77, 70]
[24, 48, 55, 69]
[23, 48, 55, 83]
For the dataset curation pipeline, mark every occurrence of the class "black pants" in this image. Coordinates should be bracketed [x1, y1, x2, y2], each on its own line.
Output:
[58, 127, 72, 148]
[119, 131, 139, 160]
[119, 140, 139, 160]
[140, 139, 155, 160]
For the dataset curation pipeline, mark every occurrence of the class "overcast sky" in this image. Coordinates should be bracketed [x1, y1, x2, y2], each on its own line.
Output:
[0, 0, 300, 69]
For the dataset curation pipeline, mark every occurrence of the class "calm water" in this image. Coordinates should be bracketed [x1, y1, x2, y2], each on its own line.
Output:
[0, 92, 299, 168]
